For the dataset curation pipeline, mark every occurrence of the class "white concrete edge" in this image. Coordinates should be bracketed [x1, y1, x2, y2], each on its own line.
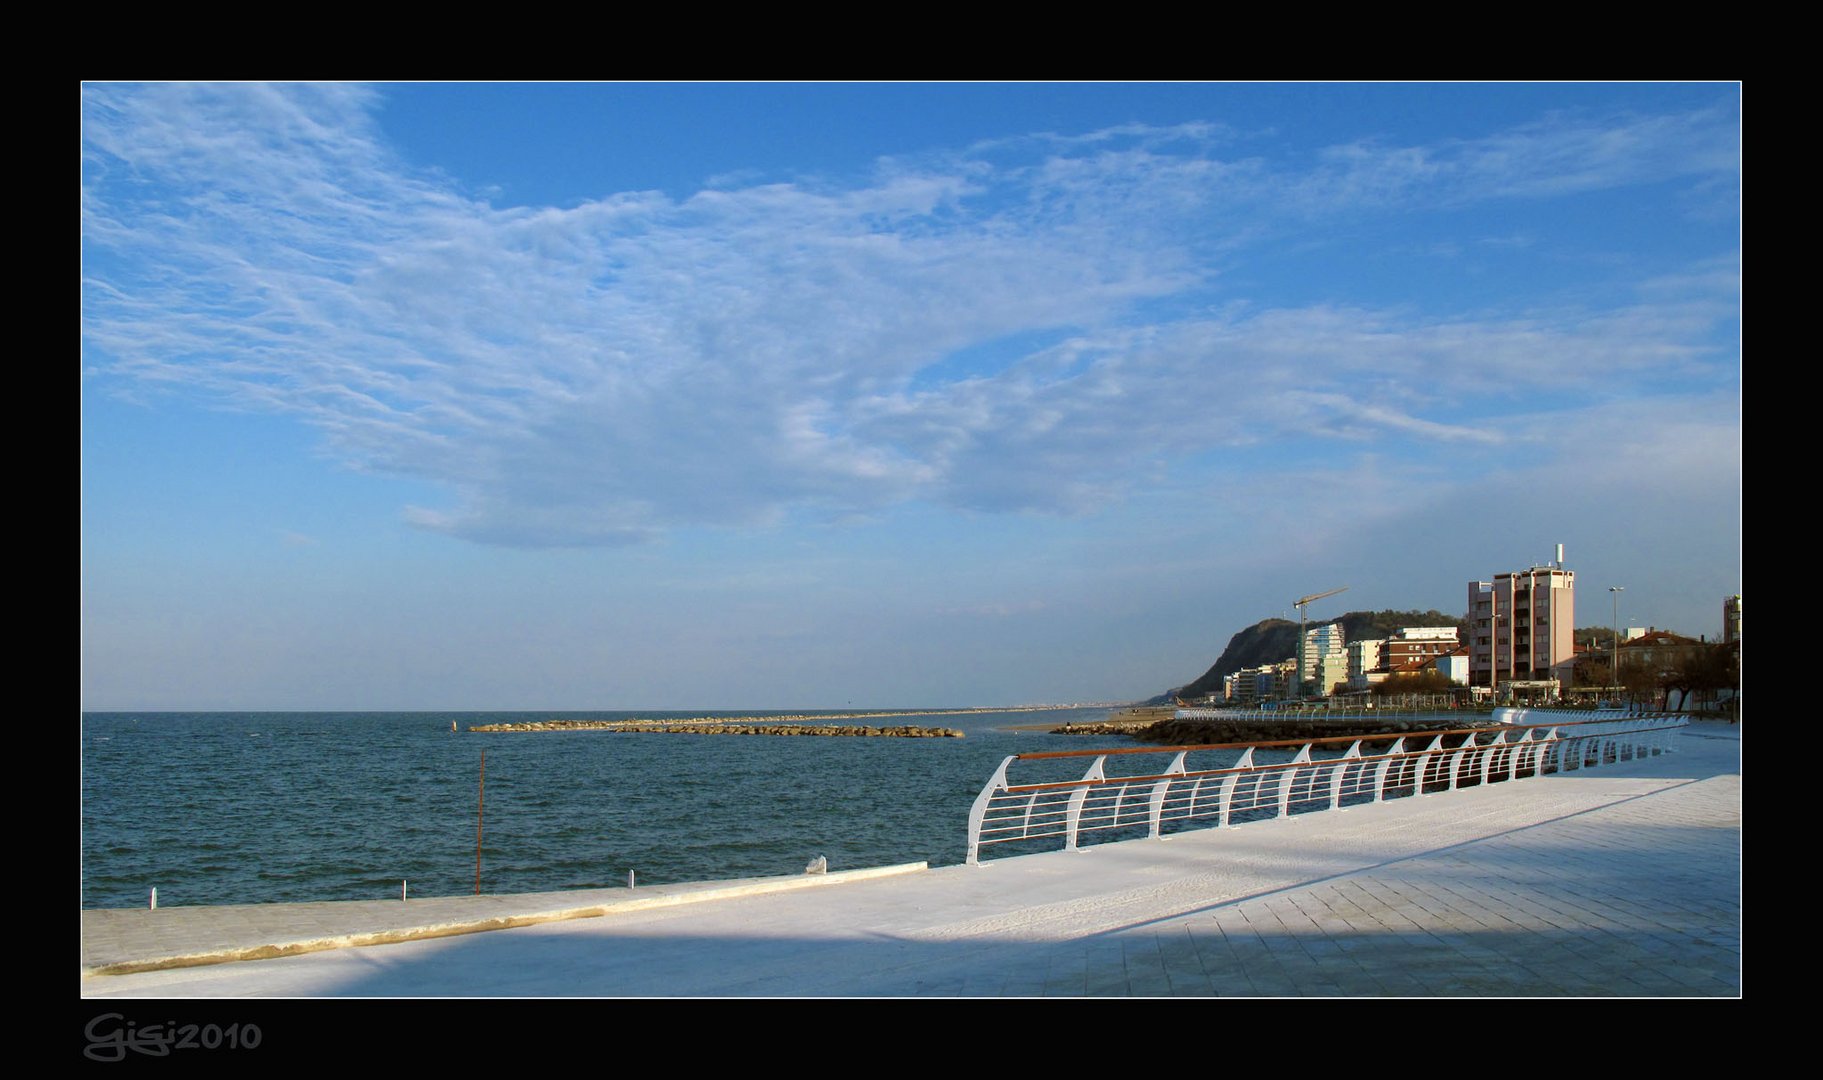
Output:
[82, 861, 930, 978]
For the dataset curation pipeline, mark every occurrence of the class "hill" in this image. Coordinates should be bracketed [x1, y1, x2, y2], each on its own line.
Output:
[1173, 609, 1468, 700]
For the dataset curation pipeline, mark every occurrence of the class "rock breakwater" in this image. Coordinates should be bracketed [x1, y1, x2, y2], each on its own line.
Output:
[1051, 707, 1496, 745]
[1050, 704, 1173, 737]
[1132, 717, 1495, 746]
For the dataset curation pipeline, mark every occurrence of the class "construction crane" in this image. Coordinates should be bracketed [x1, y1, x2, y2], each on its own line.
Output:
[1293, 586, 1349, 698]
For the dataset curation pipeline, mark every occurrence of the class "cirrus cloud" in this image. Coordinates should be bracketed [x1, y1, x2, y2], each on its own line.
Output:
[83, 84, 1740, 547]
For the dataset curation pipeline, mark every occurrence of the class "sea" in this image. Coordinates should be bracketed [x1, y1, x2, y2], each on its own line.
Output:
[80, 707, 1150, 910]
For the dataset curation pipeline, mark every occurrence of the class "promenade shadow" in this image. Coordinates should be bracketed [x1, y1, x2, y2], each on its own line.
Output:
[115, 918, 1737, 999]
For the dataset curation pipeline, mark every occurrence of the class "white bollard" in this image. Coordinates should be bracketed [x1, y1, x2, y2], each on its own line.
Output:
[628, 870, 635, 890]
[402, 880, 408, 902]
[150, 887, 157, 910]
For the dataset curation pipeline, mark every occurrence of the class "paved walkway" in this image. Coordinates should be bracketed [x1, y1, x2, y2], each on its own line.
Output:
[81, 723, 1740, 997]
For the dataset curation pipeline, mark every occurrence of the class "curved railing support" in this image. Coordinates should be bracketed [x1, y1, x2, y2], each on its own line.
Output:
[1330, 741, 1363, 810]
[966, 756, 1014, 866]
[1219, 748, 1253, 828]
[1278, 745, 1312, 818]
[1063, 756, 1107, 852]
[1373, 738, 1406, 803]
[1148, 752, 1187, 839]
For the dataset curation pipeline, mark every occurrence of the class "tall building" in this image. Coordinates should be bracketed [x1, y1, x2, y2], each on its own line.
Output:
[1301, 623, 1346, 694]
[1302, 622, 1345, 658]
[1723, 595, 1741, 645]
[1468, 552, 1575, 692]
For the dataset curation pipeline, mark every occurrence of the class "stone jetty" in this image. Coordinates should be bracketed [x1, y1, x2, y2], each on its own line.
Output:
[1050, 705, 1173, 737]
[468, 718, 963, 737]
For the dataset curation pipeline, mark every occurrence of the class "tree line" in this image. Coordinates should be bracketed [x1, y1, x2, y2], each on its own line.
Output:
[1574, 642, 1739, 713]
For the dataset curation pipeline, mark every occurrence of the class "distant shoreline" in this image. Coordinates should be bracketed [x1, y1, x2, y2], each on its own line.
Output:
[468, 703, 1121, 735]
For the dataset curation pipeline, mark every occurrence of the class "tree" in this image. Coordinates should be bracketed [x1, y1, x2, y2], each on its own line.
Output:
[1573, 654, 1613, 690]
[1616, 656, 1660, 708]
[1664, 643, 1740, 713]
[1574, 626, 1623, 651]
[1371, 669, 1457, 707]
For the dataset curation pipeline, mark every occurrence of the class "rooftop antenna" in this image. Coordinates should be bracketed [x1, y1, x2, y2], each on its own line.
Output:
[1293, 586, 1349, 697]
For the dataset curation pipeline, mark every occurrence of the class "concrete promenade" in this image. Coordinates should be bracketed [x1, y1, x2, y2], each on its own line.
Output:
[81, 722, 1740, 997]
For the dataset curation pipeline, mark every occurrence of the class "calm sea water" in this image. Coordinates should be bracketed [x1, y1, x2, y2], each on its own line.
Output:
[80, 708, 1139, 910]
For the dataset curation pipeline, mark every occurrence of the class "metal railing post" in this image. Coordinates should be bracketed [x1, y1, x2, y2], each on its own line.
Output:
[966, 756, 1014, 865]
[1480, 729, 1507, 785]
[1278, 745, 1312, 818]
[1513, 729, 1543, 779]
[1373, 738, 1405, 802]
[1537, 727, 1563, 774]
[1149, 752, 1187, 839]
[1448, 733, 1476, 791]
[1330, 741, 1362, 810]
[1218, 748, 1253, 828]
[1064, 757, 1106, 852]
[1414, 735, 1443, 796]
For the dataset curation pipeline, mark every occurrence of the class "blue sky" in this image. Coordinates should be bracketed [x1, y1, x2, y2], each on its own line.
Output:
[81, 83, 1741, 710]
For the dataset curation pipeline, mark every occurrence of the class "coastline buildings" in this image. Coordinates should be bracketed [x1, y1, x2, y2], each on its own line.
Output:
[1192, 551, 1725, 709]
[1468, 550, 1576, 697]
[1223, 660, 1297, 705]
[1384, 626, 1461, 668]
[1339, 630, 1470, 694]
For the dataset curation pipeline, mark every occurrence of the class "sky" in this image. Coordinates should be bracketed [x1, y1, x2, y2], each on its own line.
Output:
[80, 82, 1742, 711]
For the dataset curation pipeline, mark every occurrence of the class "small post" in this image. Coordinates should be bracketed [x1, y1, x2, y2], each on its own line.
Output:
[475, 751, 486, 896]
[402, 880, 408, 902]
[628, 869, 635, 890]
[149, 887, 157, 911]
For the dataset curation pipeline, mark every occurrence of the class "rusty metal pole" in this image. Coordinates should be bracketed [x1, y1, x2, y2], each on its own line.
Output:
[475, 751, 485, 896]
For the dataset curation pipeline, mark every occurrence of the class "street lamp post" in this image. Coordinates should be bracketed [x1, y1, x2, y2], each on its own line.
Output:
[1610, 586, 1624, 705]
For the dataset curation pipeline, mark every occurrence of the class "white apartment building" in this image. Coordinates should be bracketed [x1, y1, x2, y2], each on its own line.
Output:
[1314, 651, 1350, 696]
[1302, 623, 1345, 664]
[1347, 638, 1385, 687]
[1301, 623, 1346, 695]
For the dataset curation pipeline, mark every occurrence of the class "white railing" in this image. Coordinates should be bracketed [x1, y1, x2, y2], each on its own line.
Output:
[965, 714, 1685, 865]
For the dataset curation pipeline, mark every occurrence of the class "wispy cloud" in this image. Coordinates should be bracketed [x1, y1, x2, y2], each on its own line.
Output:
[1290, 105, 1740, 211]
[938, 599, 1050, 618]
[82, 85, 1740, 547]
